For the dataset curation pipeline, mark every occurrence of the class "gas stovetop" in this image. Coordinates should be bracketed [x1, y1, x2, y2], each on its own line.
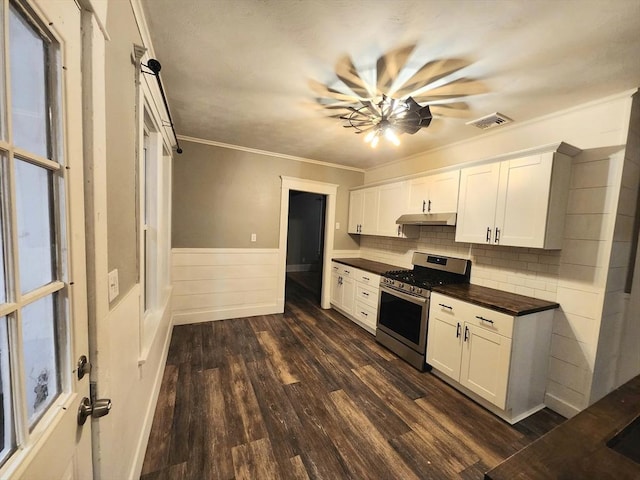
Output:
[380, 253, 471, 298]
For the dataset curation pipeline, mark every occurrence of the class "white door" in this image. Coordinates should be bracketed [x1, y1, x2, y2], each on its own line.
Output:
[428, 170, 460, 214]
[0, 1, 92, 479]
[347, 190, 363, 233]
[377, 181, 407, 236]
[426, 310, 462, 379]
[460, 324, 512, 410]
[455, 162, 501, 244]
[495, 154, 553, 248]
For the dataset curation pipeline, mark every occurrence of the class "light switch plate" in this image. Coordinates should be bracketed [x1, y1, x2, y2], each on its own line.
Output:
[251, 233, 257, 242]
[336, 222, 340, 230]
[108, 269, 119, 302]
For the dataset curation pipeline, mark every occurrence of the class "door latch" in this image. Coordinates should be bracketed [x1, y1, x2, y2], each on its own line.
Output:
[77, 397, 112, 425]
[77, 355, 91, 380]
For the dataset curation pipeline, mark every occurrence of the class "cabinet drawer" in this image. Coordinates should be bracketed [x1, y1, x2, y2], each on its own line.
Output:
[355, 301, 377, 330]
[355, 270, 380, 286]
[356, 284, 378, 308]
[340, 265, 354, 277]
[431, 292, 514, 338]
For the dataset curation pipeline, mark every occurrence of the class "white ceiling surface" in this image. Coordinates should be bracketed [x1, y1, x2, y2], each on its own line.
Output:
[140, 0, 640, 169]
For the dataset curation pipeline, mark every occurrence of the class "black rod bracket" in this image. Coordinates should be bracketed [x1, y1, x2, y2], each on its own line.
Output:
[141, 58, 183, 154]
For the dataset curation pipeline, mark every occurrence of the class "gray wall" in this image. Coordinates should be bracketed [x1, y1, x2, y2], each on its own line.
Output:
[172, 141, 363, 250]
[105, 1, 143, 301]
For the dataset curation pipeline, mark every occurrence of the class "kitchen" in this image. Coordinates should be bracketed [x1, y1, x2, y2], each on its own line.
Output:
[2, 0, 639, 479]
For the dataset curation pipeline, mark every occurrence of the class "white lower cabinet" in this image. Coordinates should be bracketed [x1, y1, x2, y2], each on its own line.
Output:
[427, 292, 553, 424]
[330, 262, 380, 333]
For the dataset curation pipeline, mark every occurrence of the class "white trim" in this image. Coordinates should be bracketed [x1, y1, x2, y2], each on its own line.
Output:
[179, 135, 365, 173]
[544, 392, 582, 419]
[278, 176, 338, 310]
[129, 300, 173, 480]
[173, 304, 280, 325]
[172, 247, 278, 255]
[129, 0, 156, 60]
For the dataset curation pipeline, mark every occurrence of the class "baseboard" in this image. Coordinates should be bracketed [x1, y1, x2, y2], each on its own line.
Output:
[129, 302, 174, 480]
[172, 303, 281, 324]
[544, 392, 582, 419]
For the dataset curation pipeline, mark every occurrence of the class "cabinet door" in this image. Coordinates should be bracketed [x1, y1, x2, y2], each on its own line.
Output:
[455, 162, 501, 244]
[361, 188, 379, 234]
[426, 309, 463, 379]
[408, 176, 431, 213]
[495, 153, 553, 248]
[428, 170, 460, 213]
[341, 276, 356, 315]
[460, 324, 512, 409]
[330, 271, 342, 306]
[377, 181, 408, 236]
[348, 190, 364, 233]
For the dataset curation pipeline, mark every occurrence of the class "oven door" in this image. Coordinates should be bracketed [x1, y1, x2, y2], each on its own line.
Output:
[376, 285, 429, 354]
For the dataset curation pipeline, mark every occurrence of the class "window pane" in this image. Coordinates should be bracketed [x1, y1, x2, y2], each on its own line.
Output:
[0, 316, 15, 465]
[22, 295, 60, 426]
[15, 159, 54, 293]
[9, 4, 50, 159]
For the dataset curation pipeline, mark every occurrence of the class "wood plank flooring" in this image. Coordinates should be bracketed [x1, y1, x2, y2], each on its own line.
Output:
[140, 281, 565, 480]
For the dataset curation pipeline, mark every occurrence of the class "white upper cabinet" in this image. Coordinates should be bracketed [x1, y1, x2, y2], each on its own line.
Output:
[408, 170, 460, 214]
[348, 187, 378, 234]
[348, 182, 418, 238]
[377, 181, 409, 236]
[456, 144, 576, 249]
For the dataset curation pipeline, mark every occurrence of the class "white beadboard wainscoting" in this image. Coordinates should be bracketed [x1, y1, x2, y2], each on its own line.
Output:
[172, 248, 280, 324]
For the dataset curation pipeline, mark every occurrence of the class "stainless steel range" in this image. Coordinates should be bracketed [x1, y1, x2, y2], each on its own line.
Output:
[376, 252, 470, 371]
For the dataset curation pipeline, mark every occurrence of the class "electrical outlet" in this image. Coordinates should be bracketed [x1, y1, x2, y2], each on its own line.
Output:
[336, 222, 340, 230]
[108, 269, 119, 302]
[251, 233, 257, 242]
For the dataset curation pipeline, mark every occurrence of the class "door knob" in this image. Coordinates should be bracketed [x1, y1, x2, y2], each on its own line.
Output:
[77, 396, 112, 425]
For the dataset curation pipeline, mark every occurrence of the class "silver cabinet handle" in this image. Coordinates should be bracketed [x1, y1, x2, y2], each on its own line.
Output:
[438, 303, 453, 310]
[422, 200, 426, 213]
[486, 227, 491, 242]
[428, 199, 432, 212]
[494, 227, 500, 243]
[397, 225, 402, 236]
[464, 325, 470, 341]
[362, 276, 370, 281]
[362, 291, 369, 297]
[361, 311, 368, 317]
[456, 322, 461, 338]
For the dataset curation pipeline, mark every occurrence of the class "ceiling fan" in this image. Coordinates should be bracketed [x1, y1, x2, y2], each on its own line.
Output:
[312, 45, 487, 147]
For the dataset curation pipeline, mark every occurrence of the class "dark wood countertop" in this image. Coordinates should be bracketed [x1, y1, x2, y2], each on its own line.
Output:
[332, 258, 404, 276]
[485, 374, 640, 479]
[432, 283, 559, 316]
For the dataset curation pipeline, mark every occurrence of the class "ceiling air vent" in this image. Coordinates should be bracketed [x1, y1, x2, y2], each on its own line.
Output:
[467, 112, 513, 130]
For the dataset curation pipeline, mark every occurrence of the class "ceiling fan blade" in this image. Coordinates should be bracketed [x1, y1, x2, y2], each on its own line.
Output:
[309, 79, 359, 102]
[361, 100, 382, 118]
[412, 78, 489, 101]
[335, 55, 375, 98]
[429, 102, 472, 118]
[392, 58, 470, 98]
[376, 44, 415, 95]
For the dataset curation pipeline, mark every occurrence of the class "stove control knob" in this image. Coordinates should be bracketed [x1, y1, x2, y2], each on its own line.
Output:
[398, 282, 404, 288]
[416, 288, 422, 294]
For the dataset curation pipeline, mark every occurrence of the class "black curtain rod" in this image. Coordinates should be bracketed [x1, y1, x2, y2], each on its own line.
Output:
[141, 59, 183, 154]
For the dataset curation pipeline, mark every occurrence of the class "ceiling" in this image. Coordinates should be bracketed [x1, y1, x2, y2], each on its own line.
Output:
[140, 0, 640, 170]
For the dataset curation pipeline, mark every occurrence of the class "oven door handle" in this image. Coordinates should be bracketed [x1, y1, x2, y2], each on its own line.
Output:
[380, 285, 427, 305]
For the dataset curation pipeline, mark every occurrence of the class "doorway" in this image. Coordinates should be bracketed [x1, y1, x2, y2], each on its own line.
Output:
[286, 191, 326, 301]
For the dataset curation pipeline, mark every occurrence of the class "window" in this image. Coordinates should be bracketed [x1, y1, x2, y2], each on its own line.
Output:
[0, 1, 70, 466]
[137, 69, 172, 359]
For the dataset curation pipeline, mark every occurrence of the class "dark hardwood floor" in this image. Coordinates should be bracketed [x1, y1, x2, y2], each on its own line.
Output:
[140, 281, 565, 480]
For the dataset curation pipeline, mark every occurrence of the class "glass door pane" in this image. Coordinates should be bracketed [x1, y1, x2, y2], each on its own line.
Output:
[0, 316, 14, 463]
[14, 159, 54, 294]
[21, 295, 59, 426]
[9, 3, 50, 159]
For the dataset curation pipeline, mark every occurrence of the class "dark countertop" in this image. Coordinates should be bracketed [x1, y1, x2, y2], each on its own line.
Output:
[432, 283, 559, 316]
[485, 374, 640, 479]
[332, 258, 404, 276]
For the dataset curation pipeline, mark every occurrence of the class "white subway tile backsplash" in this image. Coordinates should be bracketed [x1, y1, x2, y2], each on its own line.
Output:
[563, 214, 610, 240]
[560, 239, 608, 267]
[558, 264, 607, 290]
[556, 286, 602, 318]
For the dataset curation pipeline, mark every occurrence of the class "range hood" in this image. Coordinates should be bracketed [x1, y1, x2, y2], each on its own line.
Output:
[396, 212, 457, 226]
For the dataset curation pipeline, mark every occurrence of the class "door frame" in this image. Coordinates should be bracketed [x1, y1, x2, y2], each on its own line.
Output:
[278, 176, 337, 310]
